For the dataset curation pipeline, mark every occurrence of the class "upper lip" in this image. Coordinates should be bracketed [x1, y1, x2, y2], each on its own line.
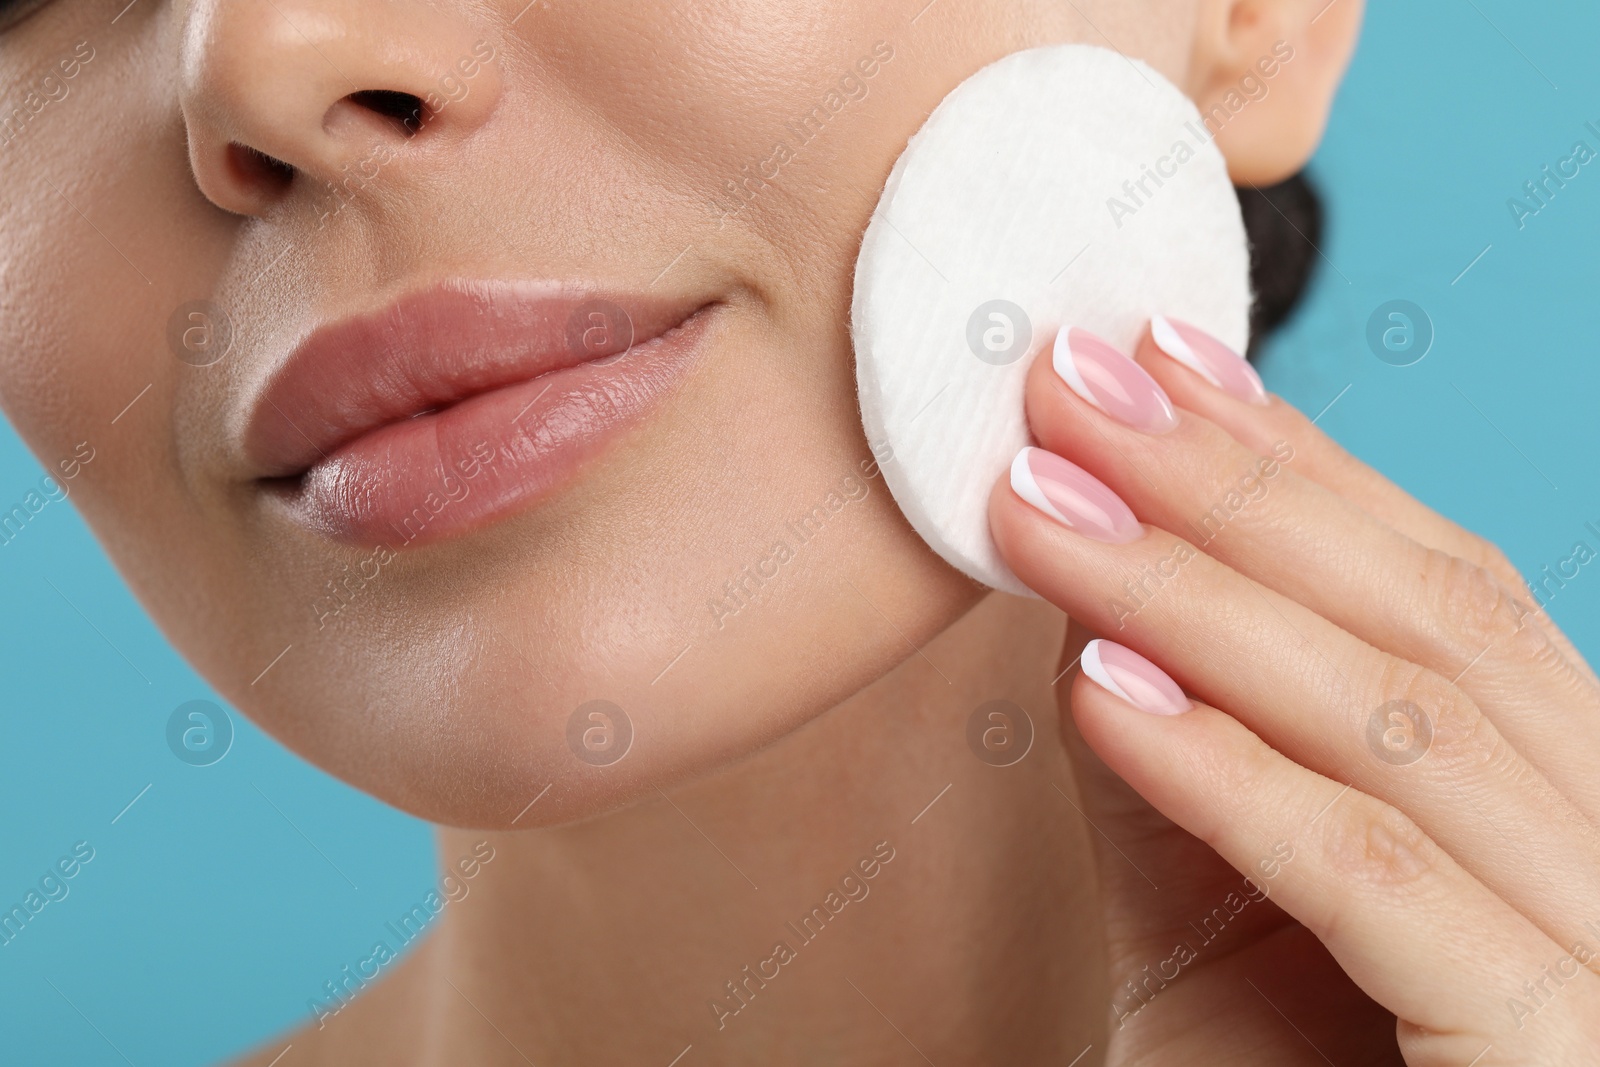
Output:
[243, 279, 709, 479]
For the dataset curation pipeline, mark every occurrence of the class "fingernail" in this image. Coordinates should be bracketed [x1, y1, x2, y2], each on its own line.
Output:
[1009, 446, 1143, 544]
[1081, 639, 1191, 715]
[1150, 316, 1268, 406]
[1052, 327, 1179, 434]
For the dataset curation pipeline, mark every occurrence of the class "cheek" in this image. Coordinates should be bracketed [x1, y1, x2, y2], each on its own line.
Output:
[522, 3, 923, 247]
[0, 0, 1014, 829]
[0, 36, 187, 512]
[0, 7, 265, 698]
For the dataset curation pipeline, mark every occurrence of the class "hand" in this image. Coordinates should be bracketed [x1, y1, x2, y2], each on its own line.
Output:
[988, 320, 1600, 1065]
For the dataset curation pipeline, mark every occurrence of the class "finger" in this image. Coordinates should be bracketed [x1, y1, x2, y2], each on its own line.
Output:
[990, 464, 1600, 965]
[1017, 335, 1600, 821]
[1136, 317, 1599, 688]
[1070, 642, 1600, 1065]
[1054, 621, 1290, 975]
[1058, 625, 1389, 1066]
[1138, 317, 1518, 586]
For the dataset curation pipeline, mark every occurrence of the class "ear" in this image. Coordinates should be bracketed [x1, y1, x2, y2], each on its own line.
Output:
[1187, 0, 1364, 185]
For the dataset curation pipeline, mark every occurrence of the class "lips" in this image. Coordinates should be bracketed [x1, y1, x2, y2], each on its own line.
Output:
[243, 279, 715, 546]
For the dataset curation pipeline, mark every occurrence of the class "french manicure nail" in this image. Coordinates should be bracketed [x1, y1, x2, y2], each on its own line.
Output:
[1081, 639, 1191, 715]
[1009, 447, 1143, 544]
[1052, 327, 1179, 434]
[1150, 316, 1268, 406]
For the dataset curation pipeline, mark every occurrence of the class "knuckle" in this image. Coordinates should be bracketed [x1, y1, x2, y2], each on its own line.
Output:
[1467, 537, 1531, 596]
[1317, 794, 1441, 893]
[1420, 549, 1567, 679]
[1423, 688, 1513, 781]
[1422, 549, 1533, 654]
[1369, 659, 1508, 780]
[1500, 610, 1569, 675]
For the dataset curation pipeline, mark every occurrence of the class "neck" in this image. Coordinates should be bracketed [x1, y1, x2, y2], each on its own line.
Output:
[292, 592, 1104, 1065]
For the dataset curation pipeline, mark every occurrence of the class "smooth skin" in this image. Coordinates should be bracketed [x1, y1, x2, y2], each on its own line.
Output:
[0, 0, 1415, 1063]
[990, 328, 1600, 1063]
[0, 0, 1360, 829]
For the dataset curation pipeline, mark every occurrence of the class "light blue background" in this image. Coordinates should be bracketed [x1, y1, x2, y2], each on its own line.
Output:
[3, 1, 1597, 1062]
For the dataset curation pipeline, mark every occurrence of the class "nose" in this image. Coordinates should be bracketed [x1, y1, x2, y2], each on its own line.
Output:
[179, 0, 502, 217]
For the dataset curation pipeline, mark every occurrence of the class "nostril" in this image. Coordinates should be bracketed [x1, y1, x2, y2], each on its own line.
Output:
[346, 90, 430, 135]
[228, 143, 296, 188]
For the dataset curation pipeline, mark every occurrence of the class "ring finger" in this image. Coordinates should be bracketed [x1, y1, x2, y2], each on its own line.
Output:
[1020, 330, 1600, 821]
[1069, 655, 1600, 1065]
[989, 463, 1600, 964]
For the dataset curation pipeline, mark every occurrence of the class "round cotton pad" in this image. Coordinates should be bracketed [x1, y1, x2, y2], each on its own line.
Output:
[852, 44, 1251, 595]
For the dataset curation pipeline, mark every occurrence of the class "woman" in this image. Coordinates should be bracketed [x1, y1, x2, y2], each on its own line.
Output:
[4, 0, 1596, 1062]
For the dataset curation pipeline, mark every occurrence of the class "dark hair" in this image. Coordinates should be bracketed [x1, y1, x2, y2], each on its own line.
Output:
[1235, 171, 1323, 358]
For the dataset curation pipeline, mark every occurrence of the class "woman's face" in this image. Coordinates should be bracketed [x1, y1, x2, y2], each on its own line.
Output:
[0, 0, 1357, 826]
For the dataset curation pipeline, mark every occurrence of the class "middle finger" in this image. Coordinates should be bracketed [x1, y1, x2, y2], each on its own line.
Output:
[989, 444, 1600, 967]
[1023, 327, 1600, 822]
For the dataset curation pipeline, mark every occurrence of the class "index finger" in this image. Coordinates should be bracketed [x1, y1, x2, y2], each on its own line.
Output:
[1138, 317, 1522, 589]
[1137, 317, 1597, 686]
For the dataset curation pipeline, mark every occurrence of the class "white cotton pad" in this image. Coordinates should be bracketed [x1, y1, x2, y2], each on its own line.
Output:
[852, 43, 1251, 595]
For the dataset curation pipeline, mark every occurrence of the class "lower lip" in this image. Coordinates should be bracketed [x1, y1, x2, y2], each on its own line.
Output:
[272, 304, 716, 547]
